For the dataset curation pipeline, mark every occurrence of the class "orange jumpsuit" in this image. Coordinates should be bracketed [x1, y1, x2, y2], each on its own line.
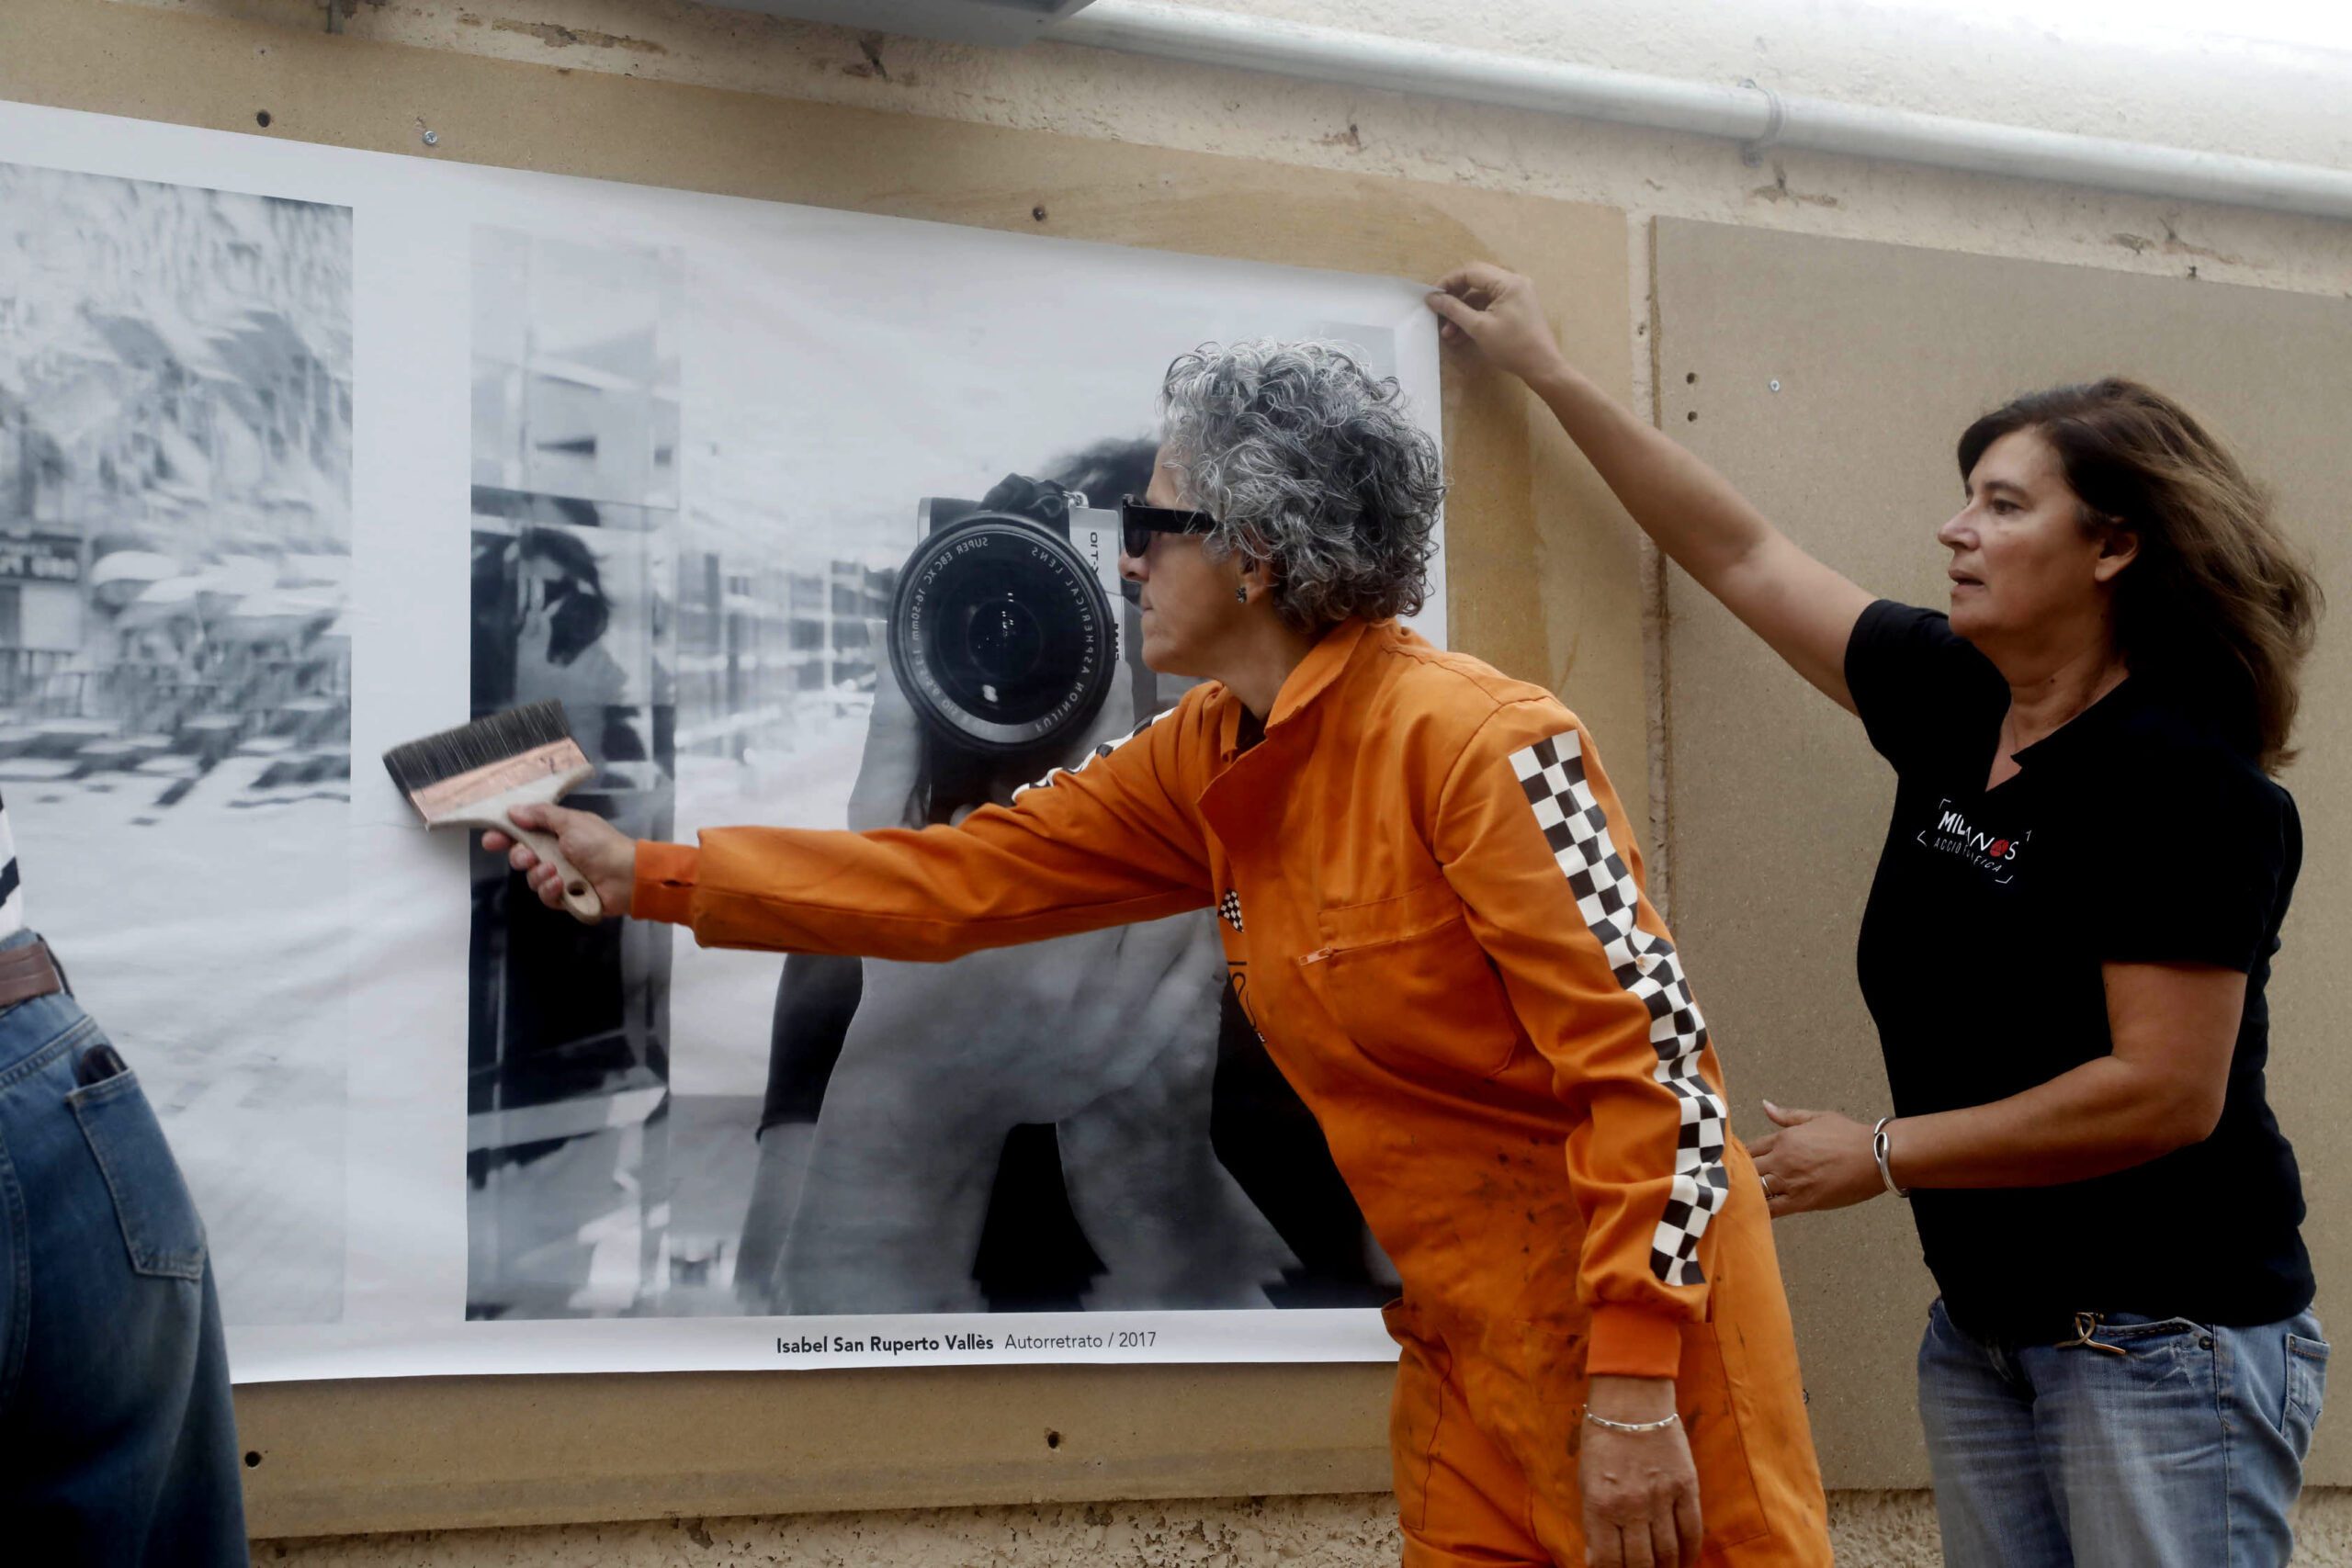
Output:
[634, 618, 1830, 1567]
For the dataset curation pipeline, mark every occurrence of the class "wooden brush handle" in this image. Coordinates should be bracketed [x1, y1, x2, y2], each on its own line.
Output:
[503, 818, 605, 923]
[426, 763, 605, 923]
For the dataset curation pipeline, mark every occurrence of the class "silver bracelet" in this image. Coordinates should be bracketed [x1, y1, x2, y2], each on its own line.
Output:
[1581, 1406, 1681, 1434]
[1871, 1115, 1910, 1198]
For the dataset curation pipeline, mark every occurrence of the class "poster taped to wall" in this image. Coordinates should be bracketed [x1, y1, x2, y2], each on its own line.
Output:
[0, 99, 1438, 1380]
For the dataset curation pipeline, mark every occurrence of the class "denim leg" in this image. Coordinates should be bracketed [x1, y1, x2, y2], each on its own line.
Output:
[2218, 1311, 2326, 1566]
[2019, 1315, 2226, 1568]
[2017, 1309, 2325, 1568]
[1917, 1299, 2073, 1568]
[0, 986, 249, 1566]
[146, 1264, 249, 1568]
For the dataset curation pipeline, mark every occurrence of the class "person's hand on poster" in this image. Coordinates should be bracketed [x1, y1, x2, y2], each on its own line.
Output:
[484, 804, 636, 919]
[1424, 261, 1572, 385]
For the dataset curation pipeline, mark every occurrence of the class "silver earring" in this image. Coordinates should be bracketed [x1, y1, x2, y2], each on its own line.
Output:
[1235, 586, 1250, 603]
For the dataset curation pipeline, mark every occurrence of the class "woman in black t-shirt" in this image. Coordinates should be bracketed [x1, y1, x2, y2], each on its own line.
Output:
[1429, 265, 2328, 1568]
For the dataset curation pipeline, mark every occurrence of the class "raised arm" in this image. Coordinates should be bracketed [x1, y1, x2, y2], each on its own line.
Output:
[1429, 262, 1872, 712]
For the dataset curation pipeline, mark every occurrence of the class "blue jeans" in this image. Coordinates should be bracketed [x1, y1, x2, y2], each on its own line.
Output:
[0, 933, 248, 1564]
[1918, 1295, 2328, 1568]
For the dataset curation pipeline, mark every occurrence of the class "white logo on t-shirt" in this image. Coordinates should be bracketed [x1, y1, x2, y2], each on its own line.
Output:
[1917, 798, 2030, 886]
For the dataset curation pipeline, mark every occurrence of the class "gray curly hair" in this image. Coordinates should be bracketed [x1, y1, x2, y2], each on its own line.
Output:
[1159, 340, 1444, 631]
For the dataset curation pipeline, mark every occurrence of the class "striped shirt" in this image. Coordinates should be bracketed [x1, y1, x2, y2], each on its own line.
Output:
[0, 792, 21, 941]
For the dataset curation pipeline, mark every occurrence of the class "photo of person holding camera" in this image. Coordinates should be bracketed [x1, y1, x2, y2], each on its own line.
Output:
[738, 441, 1392, 1317]
[492, 340, 1831, 1568]
[458, 223, 1433, 1323]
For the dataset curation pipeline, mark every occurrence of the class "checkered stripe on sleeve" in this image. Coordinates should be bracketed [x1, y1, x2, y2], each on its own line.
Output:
[1509, 732, 1729, 1288]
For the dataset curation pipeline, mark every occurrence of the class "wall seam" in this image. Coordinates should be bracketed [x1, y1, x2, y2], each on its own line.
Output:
[1631, 209, 1671, 925]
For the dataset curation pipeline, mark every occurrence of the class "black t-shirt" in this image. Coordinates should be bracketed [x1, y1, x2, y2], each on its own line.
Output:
[1847, 600, 2312, 1345]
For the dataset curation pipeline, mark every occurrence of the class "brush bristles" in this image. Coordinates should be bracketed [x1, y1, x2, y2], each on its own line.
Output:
[383, 699, 579, 795]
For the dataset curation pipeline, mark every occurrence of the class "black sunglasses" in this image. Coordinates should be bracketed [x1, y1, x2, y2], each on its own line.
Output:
[1119, 495, 1219, 559]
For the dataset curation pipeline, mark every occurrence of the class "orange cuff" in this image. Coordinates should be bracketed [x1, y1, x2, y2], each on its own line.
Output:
[631, 840, 700, 926]
[1588, 1305, 1685, 1380]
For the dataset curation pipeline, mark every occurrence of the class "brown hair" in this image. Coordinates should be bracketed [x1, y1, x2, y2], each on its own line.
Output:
[1957, 378, 2324, 773]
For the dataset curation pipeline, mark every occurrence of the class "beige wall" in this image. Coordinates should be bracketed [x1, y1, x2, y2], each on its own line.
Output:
[14, 1, 2352, 1562]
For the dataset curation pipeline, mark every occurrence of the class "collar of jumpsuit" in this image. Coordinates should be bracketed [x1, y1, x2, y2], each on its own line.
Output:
[1214, 615, 1372, 762]
[630, 615, 1829, 1563]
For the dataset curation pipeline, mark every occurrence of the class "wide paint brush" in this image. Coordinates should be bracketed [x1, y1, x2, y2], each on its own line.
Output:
[383, 699, 604, 923]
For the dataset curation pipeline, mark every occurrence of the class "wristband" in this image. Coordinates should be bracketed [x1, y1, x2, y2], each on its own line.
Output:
[1580, 1406, 1681, 1434]
[1872, 1115, 1910, 1198]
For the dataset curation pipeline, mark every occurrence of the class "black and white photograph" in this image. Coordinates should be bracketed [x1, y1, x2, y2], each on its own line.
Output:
[461, 211, 1441, 1327]
[0, 97, 1436, 1375]
[0, 156, 354, 1326]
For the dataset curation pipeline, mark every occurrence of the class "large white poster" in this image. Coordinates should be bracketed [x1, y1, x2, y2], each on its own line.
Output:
[0, 98, 1437, 1380]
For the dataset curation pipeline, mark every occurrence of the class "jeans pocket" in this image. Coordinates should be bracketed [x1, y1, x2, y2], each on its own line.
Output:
[2090, 1314, 2210, 1352]
[69, 1065, 207, 1282]
[2285, 1335, 2329, 1456]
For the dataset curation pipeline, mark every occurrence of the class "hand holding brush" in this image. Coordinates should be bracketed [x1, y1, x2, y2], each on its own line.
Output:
[486, 803, 638, 918]
[382, 699, 630, 923]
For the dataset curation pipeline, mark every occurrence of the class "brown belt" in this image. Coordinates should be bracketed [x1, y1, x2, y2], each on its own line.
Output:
[0, 940, 64, 1010]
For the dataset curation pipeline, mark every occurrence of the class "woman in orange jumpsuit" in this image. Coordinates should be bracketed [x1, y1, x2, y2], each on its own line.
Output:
[494, 341, 1831, 1568]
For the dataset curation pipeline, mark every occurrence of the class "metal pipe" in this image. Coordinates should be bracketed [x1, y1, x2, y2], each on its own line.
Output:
[1054, 1, 2352, 224]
